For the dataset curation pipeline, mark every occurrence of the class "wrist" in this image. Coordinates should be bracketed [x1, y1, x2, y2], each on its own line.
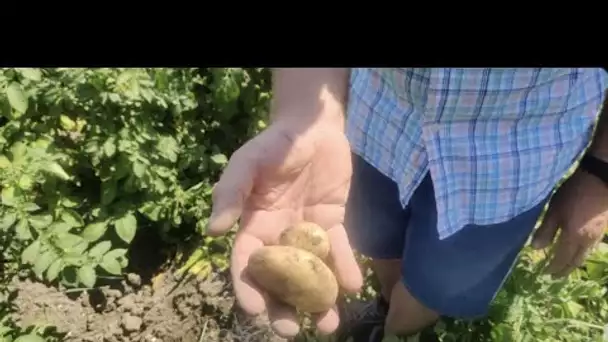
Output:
[272, 102, 345, 132]
[270, 68, 349, 131]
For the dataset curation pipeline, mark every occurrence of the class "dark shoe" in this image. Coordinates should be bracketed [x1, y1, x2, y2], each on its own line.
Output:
[335, 296, 389, 342]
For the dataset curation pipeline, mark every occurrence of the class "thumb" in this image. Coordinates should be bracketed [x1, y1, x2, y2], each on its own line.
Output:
[531, 208, 559, 250]
[206, 148, 256, 236]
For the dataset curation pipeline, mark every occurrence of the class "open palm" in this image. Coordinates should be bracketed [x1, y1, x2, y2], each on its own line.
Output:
[207, 121, 363, 337]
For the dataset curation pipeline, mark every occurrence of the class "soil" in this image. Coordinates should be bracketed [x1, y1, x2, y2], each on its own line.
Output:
[8, 229, 287, 342]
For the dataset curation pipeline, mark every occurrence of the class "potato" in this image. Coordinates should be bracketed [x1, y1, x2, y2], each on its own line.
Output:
[279, 221, 330, 260]
[247, 245, 338, 313]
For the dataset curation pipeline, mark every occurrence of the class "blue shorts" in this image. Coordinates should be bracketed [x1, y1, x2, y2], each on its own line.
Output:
[344, 154, 550, 319]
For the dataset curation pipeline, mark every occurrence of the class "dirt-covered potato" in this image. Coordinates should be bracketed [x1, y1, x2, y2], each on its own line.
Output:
[279, 221, 330, 260]
[247, 245, 338, 313]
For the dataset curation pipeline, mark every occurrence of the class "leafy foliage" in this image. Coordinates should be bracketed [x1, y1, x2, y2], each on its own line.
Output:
[0, 68, 270, 289]
[435, 245, 608, 342]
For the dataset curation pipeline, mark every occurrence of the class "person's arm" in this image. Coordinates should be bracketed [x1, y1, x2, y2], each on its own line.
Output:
[271, 68, 350, 128]
[588, 97, 608, 161]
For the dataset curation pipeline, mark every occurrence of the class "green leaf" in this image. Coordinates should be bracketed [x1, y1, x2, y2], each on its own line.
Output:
[33, 250, 58, 279]
[81, 222, 108, 242]
[9, 142, 27, 164]
[17, 174, 34, 190]
[54, 233, 84, 250]
[5, 82, 28, 114]
[17, 68, 42, 81]
[104, 248, 127, 260]
[0, 212, 17, 230]
[586, 261, 607, 281]
[59, 115, 76, 131]
[15, 219, 32, 240]
[114, 212, 137, 243]
[14, 334, 45, 342]
[45, 162, 70, 181]
[47, 222, 72, 236]
[32, 137, 52, 150]
[153, 178, 167, 194]
[77, 265, 97, 288]
[100, 255, 122, 275]
[113, 153, 131, 179]
[100, 181, 117, 205]
[133, 161, 146, 177]
[157, 136, 178, 162]
[103, 248, 128, 268]
[89, 241, 112, 259]
[61, 254, 85, 267]
[139, 202, 163, 221]
[46, 258, 63, 282]
[103, 138, 116, 157]
[68, 240, 90, 256]
[21, 240, 41, 264]
[0, 154, 11, 168]
[61, 196, 80, 208]
[564, 300, 584, 317]
[28, 214, 53, 230]
[210, 153, 228, 165]
[22, 202, 40, 212]
[1, 186, 16, 207]
[61, 209, 84, 227]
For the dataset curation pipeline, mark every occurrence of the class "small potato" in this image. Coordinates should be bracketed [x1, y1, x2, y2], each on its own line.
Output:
[279, 221, 330, 260]
[247, 245, 338, 313]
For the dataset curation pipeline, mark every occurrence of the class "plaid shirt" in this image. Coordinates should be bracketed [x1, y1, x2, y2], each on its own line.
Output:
[346, 68, 608, 239]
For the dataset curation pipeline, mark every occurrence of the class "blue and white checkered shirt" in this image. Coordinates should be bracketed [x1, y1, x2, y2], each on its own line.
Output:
[346, 68, 608, 239]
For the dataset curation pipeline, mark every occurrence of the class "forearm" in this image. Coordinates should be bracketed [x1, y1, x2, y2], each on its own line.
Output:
[271, 68, 350, 128]
[589, 98, 608, 162]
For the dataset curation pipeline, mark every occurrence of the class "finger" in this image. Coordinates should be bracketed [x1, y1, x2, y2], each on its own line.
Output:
[554, 245, 588, 278]
[267, 297, 300, 338]
[231, 208, 296, 316]
[230, 232, 267, 315]
[531, 209, 560, 250]
[327, 224, 363, 293]
[314, 306, 340, 335]
[568, 243, 595, 274]
[207, 148, 256, 236]
[546, 233, 579, 277]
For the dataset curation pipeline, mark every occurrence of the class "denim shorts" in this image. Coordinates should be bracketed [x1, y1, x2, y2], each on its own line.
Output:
[344, 154, 551, 318]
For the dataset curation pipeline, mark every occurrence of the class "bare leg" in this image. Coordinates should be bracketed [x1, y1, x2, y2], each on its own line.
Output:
[370, 259, 401, 300]
[371, 259, 439, 336]
[385, 281, 439, 336]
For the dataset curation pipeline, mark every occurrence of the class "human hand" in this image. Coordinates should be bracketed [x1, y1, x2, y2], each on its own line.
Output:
[532, 169, 608, 278]
[207, 117, 363, 337]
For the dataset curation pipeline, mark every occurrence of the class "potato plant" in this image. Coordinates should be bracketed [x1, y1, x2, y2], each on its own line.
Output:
[0, 68, 270, 287]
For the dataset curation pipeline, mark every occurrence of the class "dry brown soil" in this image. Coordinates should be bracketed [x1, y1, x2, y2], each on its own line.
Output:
[8, 229, 287, 342]
[11, 270, 288, 342]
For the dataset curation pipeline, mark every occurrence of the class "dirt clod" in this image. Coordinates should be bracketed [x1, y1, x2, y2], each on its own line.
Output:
[121, 314, 143, 332]
[10, 270, 285, 342]
[126, 273, 142, 288]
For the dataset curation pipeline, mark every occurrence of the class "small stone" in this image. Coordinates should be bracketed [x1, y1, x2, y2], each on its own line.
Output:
[105, 289, 123, 298]
[141, 285, 152, 296]
[121, 314, 142, 333]
[198, 280, 223, 297]
[126, 273, 142, 287]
